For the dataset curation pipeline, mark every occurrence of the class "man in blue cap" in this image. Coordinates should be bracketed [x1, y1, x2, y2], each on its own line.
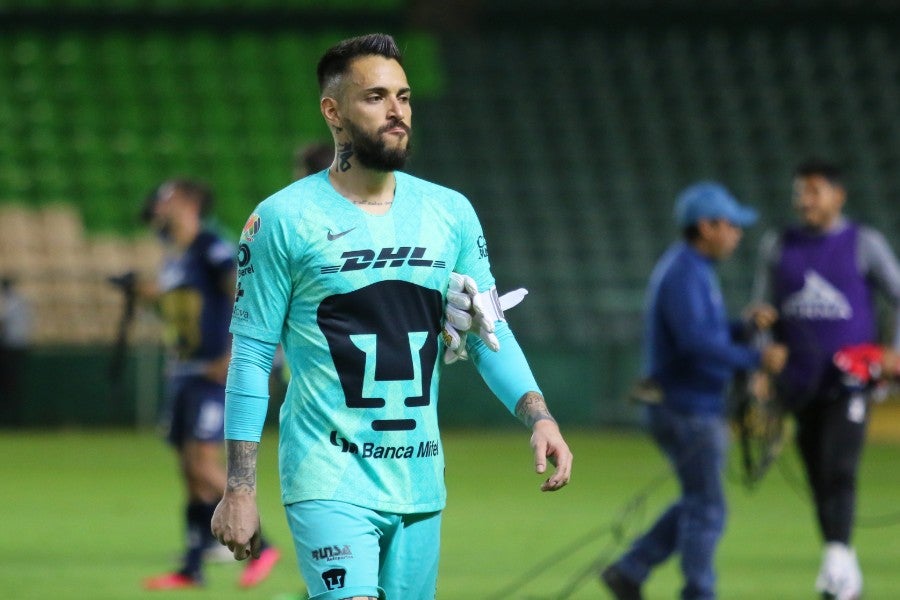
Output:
[601, 182, 787, 600]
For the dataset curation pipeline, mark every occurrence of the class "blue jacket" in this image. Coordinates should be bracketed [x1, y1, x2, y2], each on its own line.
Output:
[643, 242, 760, 415]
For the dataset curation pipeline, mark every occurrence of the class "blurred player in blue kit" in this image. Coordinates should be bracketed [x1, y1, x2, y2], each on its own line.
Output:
[138, 179, 280, 590]
[211, 33, 573, 600]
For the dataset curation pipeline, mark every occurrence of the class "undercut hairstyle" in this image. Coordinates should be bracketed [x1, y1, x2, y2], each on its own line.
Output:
[316, 33, 403, 95]
[140, 178, 214, 222]
[794, 158, 843, 187]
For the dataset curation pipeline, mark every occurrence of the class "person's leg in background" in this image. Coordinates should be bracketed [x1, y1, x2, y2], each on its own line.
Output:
[603, 404, 726, 600]
[797, 391, 867, 600]
[145, 378, 279, 590]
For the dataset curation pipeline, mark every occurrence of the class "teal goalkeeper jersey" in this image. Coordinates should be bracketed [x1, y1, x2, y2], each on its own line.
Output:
[230, 170, 494, 513]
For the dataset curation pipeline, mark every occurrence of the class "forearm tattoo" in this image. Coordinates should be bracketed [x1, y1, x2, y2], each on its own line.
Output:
[225, 440, 259, 494]
[515, 392, 556, 428]
[337, 142, 353, 172]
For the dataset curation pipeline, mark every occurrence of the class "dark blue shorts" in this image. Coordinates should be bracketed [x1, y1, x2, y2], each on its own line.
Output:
[162, 376, 225, 448]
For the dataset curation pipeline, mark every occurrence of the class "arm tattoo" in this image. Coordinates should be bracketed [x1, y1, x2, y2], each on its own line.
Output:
[514, 391, 556, 428]
[225, 440, 259, 494]
[338, 142, 353, 172]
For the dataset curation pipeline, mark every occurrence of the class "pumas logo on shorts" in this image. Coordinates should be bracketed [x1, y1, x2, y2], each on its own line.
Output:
[321, 567, 346, 590]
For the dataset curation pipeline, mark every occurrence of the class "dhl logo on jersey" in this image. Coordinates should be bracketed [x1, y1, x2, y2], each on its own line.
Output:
[320, 247, 446, 274]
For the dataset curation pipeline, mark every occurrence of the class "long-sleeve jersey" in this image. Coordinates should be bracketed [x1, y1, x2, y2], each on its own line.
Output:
[157, 230, 235, 376]
[225, 170, 539, 513]
[643, 242, 761, 415]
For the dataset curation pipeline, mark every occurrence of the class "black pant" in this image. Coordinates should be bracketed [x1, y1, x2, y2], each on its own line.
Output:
[0, 347, 26, 426]
[793, 389, 868, 545]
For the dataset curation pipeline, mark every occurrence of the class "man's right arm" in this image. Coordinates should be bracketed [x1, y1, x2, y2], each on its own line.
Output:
[211, 439, 263, 560]
[225, 439, 260, 495]
[211, 333, 277, 559]
[663, 267, 761, 371]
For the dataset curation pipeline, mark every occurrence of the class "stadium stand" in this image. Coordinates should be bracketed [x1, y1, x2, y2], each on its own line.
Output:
[0, 203, 163, 345]
[3, 2, 900, 424]
[415, 23, 900, 348]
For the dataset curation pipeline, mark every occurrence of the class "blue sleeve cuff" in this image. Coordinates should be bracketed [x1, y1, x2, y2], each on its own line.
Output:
[468, 321, 541, 415]
[224, 334, 278, 442]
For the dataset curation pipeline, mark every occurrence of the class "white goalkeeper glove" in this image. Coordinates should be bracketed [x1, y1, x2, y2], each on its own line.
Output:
[441, 272, 528, 364]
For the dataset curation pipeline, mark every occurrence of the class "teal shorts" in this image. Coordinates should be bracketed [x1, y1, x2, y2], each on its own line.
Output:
[285, 500, 442, 600]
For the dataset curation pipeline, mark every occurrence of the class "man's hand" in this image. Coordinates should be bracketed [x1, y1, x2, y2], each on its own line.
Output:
[881, 348, 900, 378]
[761, 343, 788, 374]
[744, 302, 779, 330]
[211, 491, 262, 561]
[442, 272, 527, 364]
[749, 371, 773, 402]
[530, 419, 573, 492]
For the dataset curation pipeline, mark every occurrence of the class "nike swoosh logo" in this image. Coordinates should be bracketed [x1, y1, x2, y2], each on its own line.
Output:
[327, 227, 356, 241]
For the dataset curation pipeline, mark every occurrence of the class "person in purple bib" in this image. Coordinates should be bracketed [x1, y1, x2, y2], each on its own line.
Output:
[752, 159, 900, 600]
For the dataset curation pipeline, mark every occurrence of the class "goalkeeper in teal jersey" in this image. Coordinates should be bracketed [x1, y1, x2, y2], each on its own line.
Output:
[211, 33, 573, 600]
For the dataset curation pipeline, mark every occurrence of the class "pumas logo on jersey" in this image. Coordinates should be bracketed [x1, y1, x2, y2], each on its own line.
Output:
[320, 247, 445, 274]
[782, 270, 853, 320]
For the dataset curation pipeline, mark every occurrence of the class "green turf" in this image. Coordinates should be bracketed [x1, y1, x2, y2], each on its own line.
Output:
[2, 429, 898, 599]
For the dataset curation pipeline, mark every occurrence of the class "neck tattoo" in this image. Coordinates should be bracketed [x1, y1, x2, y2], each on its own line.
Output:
[338, 142, 353, 172]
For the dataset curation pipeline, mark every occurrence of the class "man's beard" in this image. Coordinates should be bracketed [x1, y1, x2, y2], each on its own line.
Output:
[345, 118, 411, 172]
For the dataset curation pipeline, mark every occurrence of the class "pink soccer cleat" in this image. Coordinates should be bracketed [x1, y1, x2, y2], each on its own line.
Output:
[238, 547, 281, 588]
[143, 572, 202, 590]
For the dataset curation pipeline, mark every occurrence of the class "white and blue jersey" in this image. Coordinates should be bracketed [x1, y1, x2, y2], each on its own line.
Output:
[157, 229, 235, 446]
[230, 170, 495, 514]
[159, 230, 236, 367]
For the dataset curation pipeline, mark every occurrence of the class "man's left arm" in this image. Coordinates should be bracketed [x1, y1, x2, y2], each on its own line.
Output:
[515, 391, 572, 491]
[449, 195, 571, 490]
[468, 324, 572, 492]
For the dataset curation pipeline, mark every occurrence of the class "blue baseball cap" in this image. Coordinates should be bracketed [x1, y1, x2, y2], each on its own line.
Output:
[674, 181, 758, 228]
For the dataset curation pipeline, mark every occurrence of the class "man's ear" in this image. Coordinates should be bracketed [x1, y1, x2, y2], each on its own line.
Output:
[321, 96, 342, 131]
[834, 184, 847, 210]
[696, 218, 715, 238]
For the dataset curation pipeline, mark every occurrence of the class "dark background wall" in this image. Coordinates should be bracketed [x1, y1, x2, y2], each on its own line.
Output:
[4, 0, 900, 428]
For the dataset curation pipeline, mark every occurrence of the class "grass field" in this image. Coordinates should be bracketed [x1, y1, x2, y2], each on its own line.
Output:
[2, 427, 898, 599]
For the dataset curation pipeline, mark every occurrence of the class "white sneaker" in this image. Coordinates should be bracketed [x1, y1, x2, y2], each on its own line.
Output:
[815, 543, 862, 600]
[204, 542, 236, 564]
